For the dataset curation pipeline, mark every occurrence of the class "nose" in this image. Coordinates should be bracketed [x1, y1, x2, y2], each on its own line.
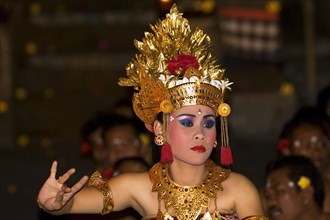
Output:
[264, 190, 277, 207]
[194, 126, 205, 140]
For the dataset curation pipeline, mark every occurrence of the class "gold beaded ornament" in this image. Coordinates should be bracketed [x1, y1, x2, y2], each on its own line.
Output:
[118, 4, 234, 165]
[88, 171, 114, 215]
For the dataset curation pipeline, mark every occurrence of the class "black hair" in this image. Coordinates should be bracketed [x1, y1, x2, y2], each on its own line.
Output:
[317, 85, 330, 115]
[101, 114, 143, 141]
[80, 111, 113, 142]
[265, 155, 325, 209]
[280, 106, 329, 149]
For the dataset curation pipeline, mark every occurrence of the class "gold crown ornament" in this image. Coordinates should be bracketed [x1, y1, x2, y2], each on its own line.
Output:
[118, 4, 234, 165]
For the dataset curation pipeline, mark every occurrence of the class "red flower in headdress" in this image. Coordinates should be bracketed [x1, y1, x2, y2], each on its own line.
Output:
[168, 54, 199, 75]
[278, 138, 289, 151]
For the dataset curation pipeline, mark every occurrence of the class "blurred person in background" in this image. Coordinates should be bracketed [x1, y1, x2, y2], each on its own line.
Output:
[263, 155, 329, 220]
[101, 113, 152, 179]
[276, 106, 330, 213]
[111, 98, 135, 119]
[112, 157, 150, 177]
[80, 112, 113, 173]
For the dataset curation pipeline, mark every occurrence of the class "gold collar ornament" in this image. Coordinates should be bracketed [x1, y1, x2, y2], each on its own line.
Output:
[118, 4, 234, 166]
[149, 160, 231, 220]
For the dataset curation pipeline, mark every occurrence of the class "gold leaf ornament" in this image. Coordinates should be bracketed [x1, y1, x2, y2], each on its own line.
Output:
[159, 100, 173, 113]
[218, 103, 231, 117]
[118, 4, 231, 125]
[131, 67, 170, 125]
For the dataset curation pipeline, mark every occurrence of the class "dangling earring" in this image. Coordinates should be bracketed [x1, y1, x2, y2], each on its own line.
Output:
[154, 134, 164, 146]
[160, 113, 173, 163]
[213, 140, 217, 148]
[218, 103, 233, 166]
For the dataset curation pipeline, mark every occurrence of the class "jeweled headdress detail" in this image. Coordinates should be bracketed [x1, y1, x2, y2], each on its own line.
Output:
[118, 4, 234, 166]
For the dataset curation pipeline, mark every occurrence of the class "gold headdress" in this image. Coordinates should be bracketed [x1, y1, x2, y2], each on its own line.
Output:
[118, 4, 234, 165]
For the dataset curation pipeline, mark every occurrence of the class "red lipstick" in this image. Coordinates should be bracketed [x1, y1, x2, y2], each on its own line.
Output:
[191, 145, 206, 153]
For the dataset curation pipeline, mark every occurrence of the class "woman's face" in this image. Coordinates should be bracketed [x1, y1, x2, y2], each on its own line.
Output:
[167, 105, 216, 165]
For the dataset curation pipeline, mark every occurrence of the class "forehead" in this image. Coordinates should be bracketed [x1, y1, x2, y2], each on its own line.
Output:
[293, 124, 324, 138]
[173, 105, 215, 115]
[267, 167, 291, 184]
[105, 124, 136, 136]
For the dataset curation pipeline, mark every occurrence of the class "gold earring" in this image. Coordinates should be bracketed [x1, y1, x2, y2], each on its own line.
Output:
[154, 134, 164, 146]
[213, 140, 217, 148]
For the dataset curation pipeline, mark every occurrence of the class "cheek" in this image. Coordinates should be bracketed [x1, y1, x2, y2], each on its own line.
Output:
[210, 129, 216, 140]
[291, 148, 307, 156]
[168, 122, 187, 139]
[277, 192, 297, 207]
[205, 128, 216, 144]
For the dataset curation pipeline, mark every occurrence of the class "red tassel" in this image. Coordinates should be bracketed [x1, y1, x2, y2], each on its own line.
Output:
[221, 146, 233, 166]
[161, 143, 173, 163]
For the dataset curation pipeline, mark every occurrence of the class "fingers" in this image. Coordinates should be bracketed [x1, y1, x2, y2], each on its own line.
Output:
[58, 168, 76, 184]
[71, 175, 89, 193]
[61, 184, 72, 193]
[49, 161, 86, 192]
[55, 189, 65, 203]
[50, 161, 58, 179]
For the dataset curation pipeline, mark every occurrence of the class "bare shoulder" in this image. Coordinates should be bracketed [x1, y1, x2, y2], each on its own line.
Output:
[222, 171, 265, 217]
[225, 171, 256, 185]
[223, 171, 259, 195]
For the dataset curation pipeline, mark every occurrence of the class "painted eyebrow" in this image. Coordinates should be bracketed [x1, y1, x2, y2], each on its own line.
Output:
[203, 114, 216, 120]
[175, 114, 215, 119]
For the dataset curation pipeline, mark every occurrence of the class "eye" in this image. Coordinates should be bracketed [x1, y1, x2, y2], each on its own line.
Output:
[179, 119, 193, 127]
[203, 119, 215, 129]
[274, 186, 287, 195]
[263, 190, 273, 200]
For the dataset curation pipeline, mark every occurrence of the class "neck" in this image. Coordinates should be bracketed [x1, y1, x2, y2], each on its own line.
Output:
[168, 160, 207, 185]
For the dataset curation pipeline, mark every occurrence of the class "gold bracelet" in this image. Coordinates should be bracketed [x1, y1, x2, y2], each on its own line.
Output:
[88, 171, 114, 215]
[242, 216, 269, 220]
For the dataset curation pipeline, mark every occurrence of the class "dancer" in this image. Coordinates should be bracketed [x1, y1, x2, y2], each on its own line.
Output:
[37, 5, 267, 220]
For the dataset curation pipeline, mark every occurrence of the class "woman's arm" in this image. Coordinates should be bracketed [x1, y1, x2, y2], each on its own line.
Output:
[37, 161, 145, 215]
[229, 172, 265, 218]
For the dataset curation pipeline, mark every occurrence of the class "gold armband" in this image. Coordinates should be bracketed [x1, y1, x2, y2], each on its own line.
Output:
[88, 171, 114, 215]
[242, 216, 269, 220]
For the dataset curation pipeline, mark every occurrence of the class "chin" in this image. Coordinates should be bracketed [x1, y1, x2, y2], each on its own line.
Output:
[187, 158, 209, 166]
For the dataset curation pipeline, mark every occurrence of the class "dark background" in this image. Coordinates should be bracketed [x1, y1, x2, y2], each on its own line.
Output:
[0, 0, 329, 219]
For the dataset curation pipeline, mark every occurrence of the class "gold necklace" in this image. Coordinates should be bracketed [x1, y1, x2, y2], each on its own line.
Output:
[149, 160, 230, 220]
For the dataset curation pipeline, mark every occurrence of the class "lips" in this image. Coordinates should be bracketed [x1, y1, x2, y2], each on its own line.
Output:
[267, 206, 282, 219]
[191, 145, 206, 153]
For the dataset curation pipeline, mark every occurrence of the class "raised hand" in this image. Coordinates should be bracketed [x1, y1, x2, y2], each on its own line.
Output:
[37, 161, 89, 213]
